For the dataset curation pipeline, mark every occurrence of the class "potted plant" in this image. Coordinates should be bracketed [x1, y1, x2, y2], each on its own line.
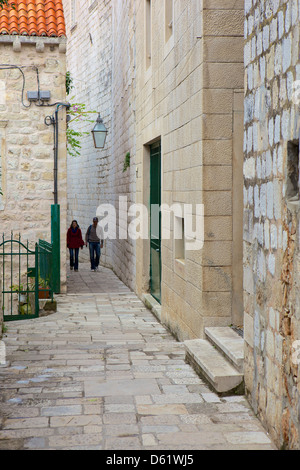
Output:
[10, 284, 26, 303]
[37, 277, 51, 299]
[18, 303, 32, 315]
[28, 277, 51, 299]
[10, 284, 32, 315]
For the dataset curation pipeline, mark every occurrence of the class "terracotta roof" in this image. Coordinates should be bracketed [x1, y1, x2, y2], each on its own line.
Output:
[0, 0, 66, 37]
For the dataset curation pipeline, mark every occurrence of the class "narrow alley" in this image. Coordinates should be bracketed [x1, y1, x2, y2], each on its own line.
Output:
[0, 265, 276, 451]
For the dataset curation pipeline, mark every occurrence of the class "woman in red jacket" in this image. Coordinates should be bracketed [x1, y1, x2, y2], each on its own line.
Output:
[67, 220, 85, 272]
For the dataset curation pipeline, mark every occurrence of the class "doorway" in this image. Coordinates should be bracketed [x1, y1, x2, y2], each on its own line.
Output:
[149, 141, 161, 303]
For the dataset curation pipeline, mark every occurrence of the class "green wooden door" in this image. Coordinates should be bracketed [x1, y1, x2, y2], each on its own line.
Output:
[150, 142, 161, 303]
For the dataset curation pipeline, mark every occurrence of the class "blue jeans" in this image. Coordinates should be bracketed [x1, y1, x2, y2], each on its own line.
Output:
[89, 242, 100, 270]
[69, 248, 79, 270]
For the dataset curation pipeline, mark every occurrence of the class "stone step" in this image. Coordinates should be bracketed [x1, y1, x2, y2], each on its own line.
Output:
[205, 327, 244, 373]
[141, 293, 162, 321]
[184, 339, 244, 394]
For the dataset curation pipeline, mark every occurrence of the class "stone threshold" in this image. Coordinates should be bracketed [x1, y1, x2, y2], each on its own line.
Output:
[140, 293, 162, 322]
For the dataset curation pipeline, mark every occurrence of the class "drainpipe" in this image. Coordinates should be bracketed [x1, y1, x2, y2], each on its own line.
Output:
[44, 103, 69, 294]
[54, 106, 59, 205]
[45, 102, 70, 205]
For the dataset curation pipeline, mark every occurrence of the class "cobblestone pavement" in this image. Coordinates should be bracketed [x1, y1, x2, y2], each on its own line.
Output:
[0, 264, 277, 450]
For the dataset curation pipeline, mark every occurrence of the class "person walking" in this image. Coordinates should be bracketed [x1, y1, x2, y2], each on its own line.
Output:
[67, 220, 85, 272]
[85, 217, 104, 272]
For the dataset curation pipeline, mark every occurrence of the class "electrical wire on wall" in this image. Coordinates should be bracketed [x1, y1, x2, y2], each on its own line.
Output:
[0, 63, 69, 108]
[0, 63, 70, 205]
[0, 64, 32, 107]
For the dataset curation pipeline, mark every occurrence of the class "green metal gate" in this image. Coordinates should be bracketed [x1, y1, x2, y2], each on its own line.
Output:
[0, 233, 54, 321]
[38, 239, 54, 302]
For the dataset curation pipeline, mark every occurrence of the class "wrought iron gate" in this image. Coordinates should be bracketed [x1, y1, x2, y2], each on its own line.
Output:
[0, 233, 54, 321]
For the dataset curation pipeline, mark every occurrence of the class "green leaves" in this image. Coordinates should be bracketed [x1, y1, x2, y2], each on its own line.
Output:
[65, 72, 97, 157]
[66, 100, 97, 158]
[123, 152, 131, 172]
[66, 71, 74, 95]
[0, 1, 15, 9]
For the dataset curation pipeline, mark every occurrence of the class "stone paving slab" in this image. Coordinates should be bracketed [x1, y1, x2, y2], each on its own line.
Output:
[0, 264, 277, 450]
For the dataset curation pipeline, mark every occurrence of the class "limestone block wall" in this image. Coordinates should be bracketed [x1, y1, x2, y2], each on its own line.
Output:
[110, 0, 136, 288]
[202, 0, 244, 332]
[244, 0, 300, 449]
[134, 0, 244, 340]
[63, 0, 137, 290]
[0, 36, 67, 293]
[62, 0, 114, 270]
[0, 274, 2, 338]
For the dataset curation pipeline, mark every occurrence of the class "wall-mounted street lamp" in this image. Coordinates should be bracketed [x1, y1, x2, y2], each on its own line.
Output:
[91, 113, 108, 149]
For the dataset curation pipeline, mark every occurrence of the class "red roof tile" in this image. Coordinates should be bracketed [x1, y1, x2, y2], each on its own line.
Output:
[0, 0, 66, 37]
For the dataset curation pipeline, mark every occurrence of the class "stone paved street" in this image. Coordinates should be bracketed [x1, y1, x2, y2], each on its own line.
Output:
[0, 264, 277, 450]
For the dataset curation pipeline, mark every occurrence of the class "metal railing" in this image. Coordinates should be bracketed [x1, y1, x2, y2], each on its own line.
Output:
[0, 233, 54, 321]
[38, 239, 54, 302]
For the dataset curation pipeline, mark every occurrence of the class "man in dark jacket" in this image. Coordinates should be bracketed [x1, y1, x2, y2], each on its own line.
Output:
[85, 217, 104, 272]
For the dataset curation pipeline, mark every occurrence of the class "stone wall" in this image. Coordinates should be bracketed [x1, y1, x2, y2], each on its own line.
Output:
[134, 0, 244, 340]
[63, 1, 244, 339]
[0, 273, 2, 339]
[0, 36, 67, 294]
[110, 0, 136, 287]
[243, 0, 300, 449]
[63, 0, 137, 290]
[63, 0, 114, 270]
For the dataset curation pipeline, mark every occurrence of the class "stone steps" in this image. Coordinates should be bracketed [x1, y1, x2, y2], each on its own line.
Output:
[205, 326, 244, 373]
[184, 327, 244, 395]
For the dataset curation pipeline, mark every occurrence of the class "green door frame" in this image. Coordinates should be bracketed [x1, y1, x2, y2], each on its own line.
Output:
[51, 204, 60, 293]
[149, 141, 162, 304]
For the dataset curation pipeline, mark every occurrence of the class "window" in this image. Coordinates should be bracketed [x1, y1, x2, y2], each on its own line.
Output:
[286, 140, 299, 201]
[165, 0, 173, 43]
[0, 155, 3, 210]
[71, 0, 77, 27]
[89, 0, 98, 12]
[175, 216, 185, 262]
[145, 0, 152, 69]
[0, 121, 7, 211]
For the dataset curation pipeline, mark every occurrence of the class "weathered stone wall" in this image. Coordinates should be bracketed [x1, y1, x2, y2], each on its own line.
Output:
[0, 274, 2, 339]
[243, 0, 300, 449]
[0, 36, 67, 293]
[134, 0, 244, 340]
